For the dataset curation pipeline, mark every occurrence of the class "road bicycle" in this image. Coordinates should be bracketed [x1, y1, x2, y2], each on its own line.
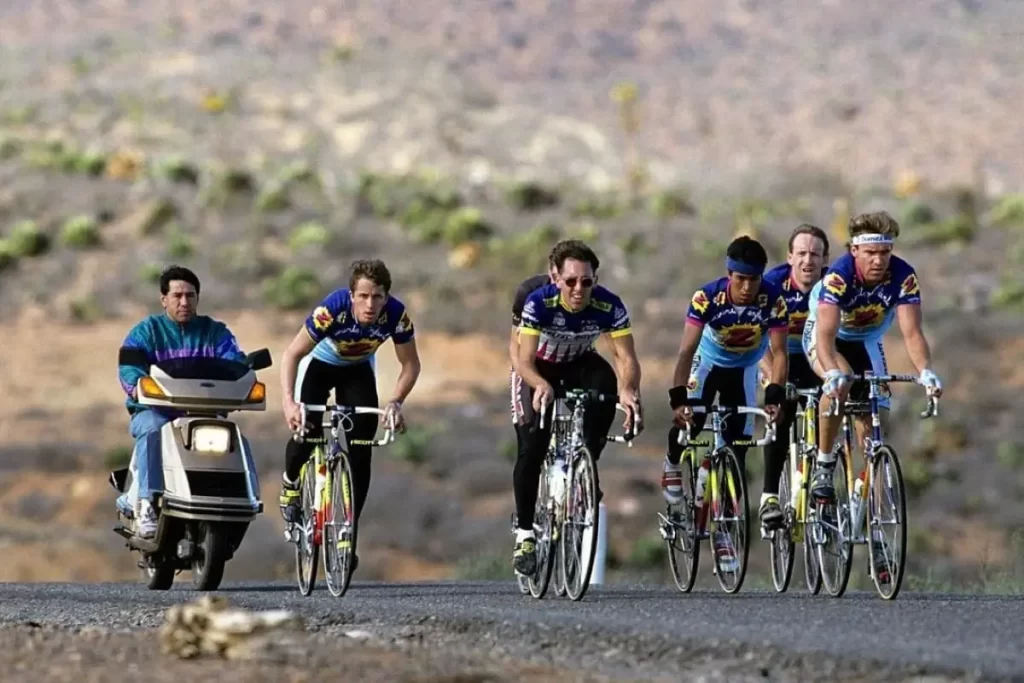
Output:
[811, 372, 939, 600]
[768, 383, 824, 595]
[285, 402, 397, 597]
[513, 385, 637, 602]
[658, 403, 776, 594]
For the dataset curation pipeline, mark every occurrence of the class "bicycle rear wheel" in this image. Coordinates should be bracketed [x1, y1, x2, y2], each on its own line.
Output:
[527, 460, 556, 599]
[770, 466, 795, 593]
[711, 447, 749, 594]
[802, 453, 822, 594]
[867, 445, 908, 600]
[323, 452, 357, 598]
[560, 446, 598, 601]
[665, 454, 700, 593]
[815, 449, 852, 598]
[295, 458, 320, 596]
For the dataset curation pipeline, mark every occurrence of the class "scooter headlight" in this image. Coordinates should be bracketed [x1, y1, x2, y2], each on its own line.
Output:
[191, 425, 232, 454]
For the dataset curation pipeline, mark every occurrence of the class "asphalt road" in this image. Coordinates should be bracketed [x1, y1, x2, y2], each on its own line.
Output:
[0, 580, 1021, 681]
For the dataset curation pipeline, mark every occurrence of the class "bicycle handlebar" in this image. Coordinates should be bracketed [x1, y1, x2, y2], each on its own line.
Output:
[675, 405, 777, 448]
[538, 393, 640, 447]
[821, 373, 940, 419]
[292, 403, 397, 447]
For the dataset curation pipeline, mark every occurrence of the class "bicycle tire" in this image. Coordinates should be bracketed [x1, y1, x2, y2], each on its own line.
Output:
[295, 457, 320, 596]
[323, 451, 357, 598]
[816, 445, 853, 598]
[802, 450, 823, 595]
[665, 454, 700, 593]
[711, 447, 749, 594]
[867, 445, 908, 600]
[528, 460, 555, 599]
[770, 466, 795, 593]
[560, 446, 598, 601]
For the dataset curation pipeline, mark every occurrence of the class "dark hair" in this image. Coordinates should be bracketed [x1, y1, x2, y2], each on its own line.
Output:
[160, 265, 200, 295]
[726, 236, 768, 270]
[849, 211, 900, 242]
[788, 224, 830, 258]
[550, 239, 600, 272]
[349, 258, 392, 293]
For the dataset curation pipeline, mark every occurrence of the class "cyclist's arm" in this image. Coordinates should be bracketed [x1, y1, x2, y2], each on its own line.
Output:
[389, 339, 421, 405]
[671, 322, 703, 390]
[813, 302, 842, 374]
[508, 327, 520, 373]
[280, 329, 316, 407]
[516, 329, 548, 390]
[758, 346, 774, 388]
[608, 332, 641, 395]
[767, 326, 789, 387]
[896, 303, 933, 374]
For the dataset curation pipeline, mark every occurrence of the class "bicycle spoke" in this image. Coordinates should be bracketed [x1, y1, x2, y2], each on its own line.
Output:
[868, 446, 908, 600]
[294, 459, 320, 596]
[323, 453, 357, 598]
[711, 448, 749, 594]
[663, 454, 701, 593]
[527, 458, 555, 599]
[815, 452, 852, 598]
[560, 448, 598, 601]
[771, 463, 795, 593]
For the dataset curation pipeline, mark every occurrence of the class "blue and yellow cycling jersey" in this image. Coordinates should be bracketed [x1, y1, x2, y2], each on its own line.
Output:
[519, 284, 631, 363]
[304, 288, 415, 366]
[762, 263, 827, 355]
[806, 252, 921, 343]
[685, 277, 788, 368]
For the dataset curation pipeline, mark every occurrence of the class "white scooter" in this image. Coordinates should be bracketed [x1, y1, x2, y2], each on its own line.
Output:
[108, 348, 272, 591]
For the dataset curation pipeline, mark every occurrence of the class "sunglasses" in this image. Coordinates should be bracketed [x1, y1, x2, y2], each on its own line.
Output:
[563, 276, 595, 289]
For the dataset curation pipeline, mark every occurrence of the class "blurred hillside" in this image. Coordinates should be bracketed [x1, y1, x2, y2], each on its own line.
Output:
[0, 1, 1023, 590]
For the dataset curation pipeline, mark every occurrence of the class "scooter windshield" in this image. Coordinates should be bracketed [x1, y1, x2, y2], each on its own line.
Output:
[154, 356, 251, 381]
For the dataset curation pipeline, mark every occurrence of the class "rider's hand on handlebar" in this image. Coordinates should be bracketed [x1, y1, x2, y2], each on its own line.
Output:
[671, 405, 693, 428]
[823, 369, 848, 401]
[283, 398, 305, 434]
[764, 404, 780, 423]
[619, 389, 643, 435]
[532, 380, 555, 413]
[382, 400, 406, 433]
[919, 368, 943, 399]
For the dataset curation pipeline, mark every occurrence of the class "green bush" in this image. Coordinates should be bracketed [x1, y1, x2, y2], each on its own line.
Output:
[288, 221, 330, 252]
[263, 267, 321, 310]
[7, 220, 49, 257]
[60, 215, 101, 249]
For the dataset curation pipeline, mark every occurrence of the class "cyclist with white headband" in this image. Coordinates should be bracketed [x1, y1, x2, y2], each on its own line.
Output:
[803, 211, 943, 507]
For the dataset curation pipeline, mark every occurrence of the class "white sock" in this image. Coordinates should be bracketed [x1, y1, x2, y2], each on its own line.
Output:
[817, 449, 835, 465]
[516, 529, 535, 542]
[664, 457, 680, 472]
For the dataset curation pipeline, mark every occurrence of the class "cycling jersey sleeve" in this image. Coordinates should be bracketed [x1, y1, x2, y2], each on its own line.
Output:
[392, 305, 416, 344]
[518, 290, 547, 337]
[607, 296, 632, 338]
[896, 269, 922, 306]
[685, 288, 712, 327]
[768, 293, 788, 330]
[304, 290, 345, 343]
[819, 271, 853, 308]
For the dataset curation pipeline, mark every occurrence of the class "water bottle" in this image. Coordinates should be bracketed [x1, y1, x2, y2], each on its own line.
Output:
[694, 457, 711, 501]
[549, 455, 567, 504]
[850, 472, 866, 535]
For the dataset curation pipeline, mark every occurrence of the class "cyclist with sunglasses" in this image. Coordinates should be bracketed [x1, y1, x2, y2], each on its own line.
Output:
[511, 240, 643, 576]
[662, 236, 789, 534]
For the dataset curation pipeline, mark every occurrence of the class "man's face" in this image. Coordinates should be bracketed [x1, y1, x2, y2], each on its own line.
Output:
[787, 233, 827, 289]
[555, 258, 595, 312]
[852, 243, 892, 283]
[728, 272, 761, 305]
[352, 276, 388, 324]
[161, 280, 198, 323]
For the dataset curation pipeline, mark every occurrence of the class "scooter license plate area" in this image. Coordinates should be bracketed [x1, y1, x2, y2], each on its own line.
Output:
[191, 425, 232, 454]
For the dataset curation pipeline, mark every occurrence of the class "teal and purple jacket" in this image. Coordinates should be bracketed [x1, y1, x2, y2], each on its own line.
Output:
[117, 313, 245, 414]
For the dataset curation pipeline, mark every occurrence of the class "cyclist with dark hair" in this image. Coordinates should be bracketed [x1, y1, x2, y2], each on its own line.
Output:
[511, 240, 642, 575]
[277, 259, 422, 571]
[756, 224, 830, 531]
[116, 265, 248, 537]
[662, 236, 789, 540]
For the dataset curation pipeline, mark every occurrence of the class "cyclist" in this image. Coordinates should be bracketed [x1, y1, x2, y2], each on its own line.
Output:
[756, 224, 830, 531]
[277, 259, 421, 571]
[116, 265, 251, 538]
[511, 240, 642, 575]
[662, 237, 789, 539]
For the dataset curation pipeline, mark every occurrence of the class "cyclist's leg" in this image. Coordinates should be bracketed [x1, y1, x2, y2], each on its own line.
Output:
[281, 355, 336, 520]
[511, 359, 559, 573]
[803, 320, 854, 500]
[663, 354, 712, 504]
[334, 360, 379, 524]
[571, 351, 618, 502]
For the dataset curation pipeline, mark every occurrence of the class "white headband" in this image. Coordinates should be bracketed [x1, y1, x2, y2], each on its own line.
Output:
[851, 233, 894, 246]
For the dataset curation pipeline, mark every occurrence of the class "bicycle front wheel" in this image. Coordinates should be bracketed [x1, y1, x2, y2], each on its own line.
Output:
[802, 452, 822, 595]
[867, 445, 908, 600]
[560, 447, 599, 601]
[528, 460, 556, 599]
[711, 447, 749, 594]
[815, 451, 852, 598]
[295, 458, 320, 596]
[770, 466, 795, 593]
[323, 452, 358, 598]
[665, 454, 700, 593]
